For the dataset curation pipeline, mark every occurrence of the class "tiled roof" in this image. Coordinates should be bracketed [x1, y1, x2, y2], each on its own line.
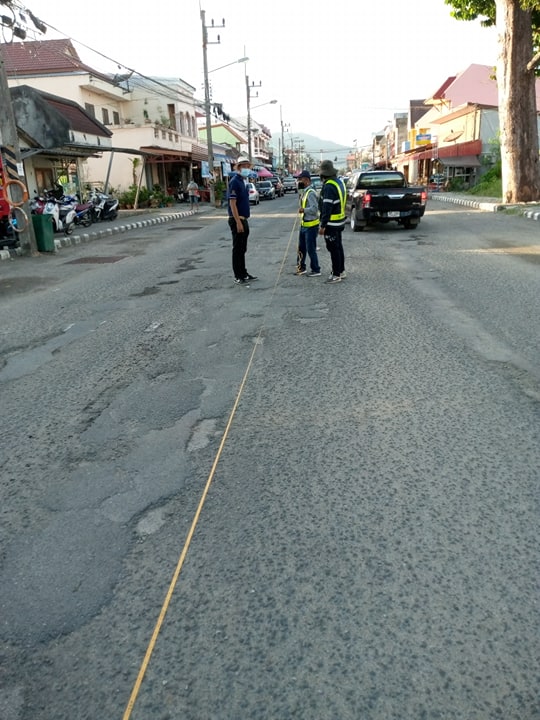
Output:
[1, 39, 86, 75]
[11, 85, 112, 139]
[44, 95, 112, 137]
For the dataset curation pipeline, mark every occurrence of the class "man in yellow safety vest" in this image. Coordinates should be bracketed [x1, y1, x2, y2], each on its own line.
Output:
[295, 170, 321, 276]
[318, 159, 346, 283]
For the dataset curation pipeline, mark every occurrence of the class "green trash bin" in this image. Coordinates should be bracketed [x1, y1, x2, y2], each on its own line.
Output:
[32, 213, 55, 252]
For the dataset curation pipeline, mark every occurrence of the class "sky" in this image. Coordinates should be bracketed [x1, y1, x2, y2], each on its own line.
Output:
[21, 0, 499, 155]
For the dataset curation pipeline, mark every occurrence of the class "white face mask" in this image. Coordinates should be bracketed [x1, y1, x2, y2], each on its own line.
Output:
[240, 168, 251, 178]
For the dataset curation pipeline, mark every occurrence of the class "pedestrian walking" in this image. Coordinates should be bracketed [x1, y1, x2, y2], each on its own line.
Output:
[318, 160, 346, 283]
[187, 179, 200, 213]
[295, 170, 321, 276]
[227, 154, 258, 285]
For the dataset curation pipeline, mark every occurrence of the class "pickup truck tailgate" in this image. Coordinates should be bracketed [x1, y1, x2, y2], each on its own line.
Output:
[369, 190, 422, 211]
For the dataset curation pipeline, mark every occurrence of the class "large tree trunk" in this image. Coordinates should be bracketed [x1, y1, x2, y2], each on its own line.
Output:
[496, 0, 540, 202]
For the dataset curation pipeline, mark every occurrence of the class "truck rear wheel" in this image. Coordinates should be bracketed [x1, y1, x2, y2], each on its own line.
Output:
[350, 210, 365, 232]
[403, 218, 418, 230]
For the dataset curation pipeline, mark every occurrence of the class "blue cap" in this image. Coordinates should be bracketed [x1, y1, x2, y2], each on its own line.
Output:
[297, 170, 311, 179]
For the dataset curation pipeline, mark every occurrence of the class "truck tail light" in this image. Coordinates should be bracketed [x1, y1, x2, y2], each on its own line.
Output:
[362, 192, 372, 208]
[420, 190, 427, 205]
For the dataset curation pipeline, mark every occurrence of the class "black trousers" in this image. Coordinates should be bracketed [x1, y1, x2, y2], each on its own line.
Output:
[228, 217, 250, 279]
[324, 228, 345, 276]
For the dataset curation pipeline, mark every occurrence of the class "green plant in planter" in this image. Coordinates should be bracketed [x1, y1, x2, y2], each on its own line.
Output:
[118, 184, 151, 209]
[149, 184, 166, 207]
[214, 180, 227, 206]
[119, 187, 137, 208]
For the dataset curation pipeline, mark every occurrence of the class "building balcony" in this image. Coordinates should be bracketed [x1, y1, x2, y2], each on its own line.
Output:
[110, 123, 195, 154]
[80, 75, 132, 101]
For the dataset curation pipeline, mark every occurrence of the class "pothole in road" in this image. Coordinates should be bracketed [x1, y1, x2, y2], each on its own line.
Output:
[167, 226, 204, 231]
[399, 234, 427, 243]
[187, 418, 219, 452]
[130, 286, 160, 296]
[64, 256, 128, 264]
[136, 507, 166, 537]
[175, 258, 202, 273]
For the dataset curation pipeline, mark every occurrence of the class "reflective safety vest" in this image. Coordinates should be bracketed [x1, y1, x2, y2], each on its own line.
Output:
[326, 178, 346, 224]
[300, 187, 319, 227]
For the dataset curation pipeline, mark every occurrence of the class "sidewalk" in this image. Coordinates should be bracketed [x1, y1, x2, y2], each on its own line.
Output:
[0, 204, 218, 262]
[428, 190, 540, 220]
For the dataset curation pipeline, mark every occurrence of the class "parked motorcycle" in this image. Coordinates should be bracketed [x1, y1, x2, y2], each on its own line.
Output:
[64, 194, 94, 228]
[174, 185, 189, 203]
[87, 188, 119, 222]
[31, 189, 76, 235]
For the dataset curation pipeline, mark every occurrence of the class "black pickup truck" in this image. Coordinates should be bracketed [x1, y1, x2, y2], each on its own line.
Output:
[345, 170, 427, 231]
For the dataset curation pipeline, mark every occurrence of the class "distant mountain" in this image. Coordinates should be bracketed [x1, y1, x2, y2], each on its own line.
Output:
[271, 131, 351, 168]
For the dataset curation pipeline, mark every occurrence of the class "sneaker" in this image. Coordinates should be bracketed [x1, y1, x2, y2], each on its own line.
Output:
[307, 270, 321, 277]
[340, 271, 347, 279]
[325, 275, 342, 284]
[294, 269, 307, 275]
[234, 277, 248, 285]
[244, 274, 258, 281]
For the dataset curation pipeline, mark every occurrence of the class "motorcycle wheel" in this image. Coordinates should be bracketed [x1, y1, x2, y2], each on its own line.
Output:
[81, 214, 93, 228]
[64, 222, 75, 236]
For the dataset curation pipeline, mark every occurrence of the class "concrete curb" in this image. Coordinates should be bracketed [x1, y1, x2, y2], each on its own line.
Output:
[429, 192, 540, 220]
[0, 209, 196, 261]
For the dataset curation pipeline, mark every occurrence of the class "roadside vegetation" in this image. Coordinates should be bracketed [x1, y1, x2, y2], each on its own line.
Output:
[468, 161, 502, 198]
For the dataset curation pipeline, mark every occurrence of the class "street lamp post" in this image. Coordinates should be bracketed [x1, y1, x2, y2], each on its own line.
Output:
[245, 75, 262, 164]
[200, 9, 225, 205]
[280, 105, 290, 174]
[208, 56, 248, 74]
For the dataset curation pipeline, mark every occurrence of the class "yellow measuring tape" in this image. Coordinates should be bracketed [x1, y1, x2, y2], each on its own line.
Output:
[123, 212, 299, 719]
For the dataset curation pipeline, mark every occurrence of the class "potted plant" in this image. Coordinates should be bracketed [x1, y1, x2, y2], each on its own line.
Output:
[214, 180, 227, 207]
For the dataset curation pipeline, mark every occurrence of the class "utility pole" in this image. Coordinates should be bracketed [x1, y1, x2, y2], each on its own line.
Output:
[200, 9, 224, 205]
[245, 76, 261, 165]
[280, 105, 290, 174]
[0, 43, 38, 254]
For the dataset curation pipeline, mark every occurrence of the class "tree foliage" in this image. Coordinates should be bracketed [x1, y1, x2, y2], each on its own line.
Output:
[445, 0, 540, 66]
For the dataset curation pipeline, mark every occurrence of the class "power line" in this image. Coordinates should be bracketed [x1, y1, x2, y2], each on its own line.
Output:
[4, 9, 196, 104]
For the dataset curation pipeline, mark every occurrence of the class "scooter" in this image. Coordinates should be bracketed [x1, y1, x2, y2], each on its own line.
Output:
[64, 194, 94, 228]
[88, 188, 119, 222]
[175, 185, 189, 203]
[34, 190, 76, 235]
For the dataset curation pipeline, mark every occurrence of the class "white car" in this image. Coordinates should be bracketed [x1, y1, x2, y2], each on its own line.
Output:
[247, 182, 260, 205]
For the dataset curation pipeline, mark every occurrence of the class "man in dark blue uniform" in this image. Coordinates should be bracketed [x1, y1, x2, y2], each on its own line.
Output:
[227, 154, 258, 284]
[318, 160, 346, 283]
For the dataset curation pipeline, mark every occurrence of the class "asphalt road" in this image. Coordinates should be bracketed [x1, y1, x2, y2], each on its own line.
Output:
[0, 196, 539, 720]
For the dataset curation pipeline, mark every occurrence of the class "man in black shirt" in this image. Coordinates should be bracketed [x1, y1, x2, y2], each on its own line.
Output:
[227, 155, 258, 284]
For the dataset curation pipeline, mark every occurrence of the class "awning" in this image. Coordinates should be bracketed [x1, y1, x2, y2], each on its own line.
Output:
[439, 155, 481, 167]
[139, 147, 191, 161]
[191, 143, 209, 162]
